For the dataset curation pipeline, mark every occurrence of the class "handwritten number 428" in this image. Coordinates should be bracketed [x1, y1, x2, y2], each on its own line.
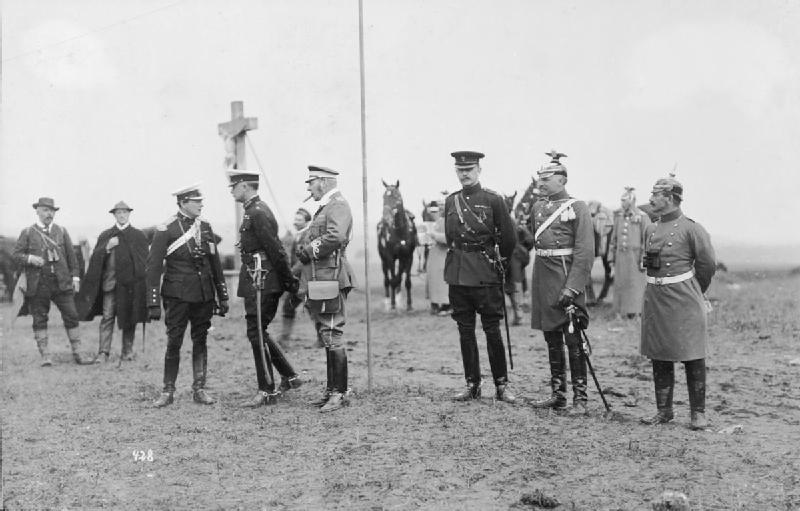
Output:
[133, 449, 154, 462]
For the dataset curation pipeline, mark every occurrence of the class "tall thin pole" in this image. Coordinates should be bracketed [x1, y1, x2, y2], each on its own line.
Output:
[358, 0, 373, 390]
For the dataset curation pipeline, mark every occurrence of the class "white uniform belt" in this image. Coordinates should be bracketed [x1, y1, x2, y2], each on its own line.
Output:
[535, 248, 574, 257]
[646, 270, 694, 285]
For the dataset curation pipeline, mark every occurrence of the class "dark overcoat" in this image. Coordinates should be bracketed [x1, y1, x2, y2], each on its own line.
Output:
[76, 225, 149, 329]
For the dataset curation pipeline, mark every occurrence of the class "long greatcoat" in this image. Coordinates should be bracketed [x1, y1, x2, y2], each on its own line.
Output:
[76, 225, 148, 329]
[527, 191, 595, 331]
[426, 216, 449, 304]
[641, 209, 715, 361]
[608, 208, 650, 315]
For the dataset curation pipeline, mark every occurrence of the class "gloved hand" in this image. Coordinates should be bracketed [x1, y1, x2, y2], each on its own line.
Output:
[216, 300, 229, 317]
[284, 277, 300, 295]
[557, 288, 577, 309]
[297, 249, 311, 265]
[148, 306, 161, 321]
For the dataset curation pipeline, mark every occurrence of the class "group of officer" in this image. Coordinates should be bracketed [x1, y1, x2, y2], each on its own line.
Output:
[13, 150, 716, 427]
[443, 150, 715, 430]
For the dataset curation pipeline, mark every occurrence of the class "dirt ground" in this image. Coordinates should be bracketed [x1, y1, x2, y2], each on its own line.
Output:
[2, 266, 799, 510]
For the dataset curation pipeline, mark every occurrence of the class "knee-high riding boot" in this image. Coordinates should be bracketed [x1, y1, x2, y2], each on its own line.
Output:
[685, 358, 708, 430]
[641, 360, 674, 425]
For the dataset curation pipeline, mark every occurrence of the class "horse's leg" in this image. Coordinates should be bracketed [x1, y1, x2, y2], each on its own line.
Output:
[402, 253, 413, 311]
[597, 253, 613, 302]
[390, 257, 399, 310]
[381, 258, 392, 312]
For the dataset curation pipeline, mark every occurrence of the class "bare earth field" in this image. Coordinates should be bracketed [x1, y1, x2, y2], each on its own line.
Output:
[2, 268, 799, 510]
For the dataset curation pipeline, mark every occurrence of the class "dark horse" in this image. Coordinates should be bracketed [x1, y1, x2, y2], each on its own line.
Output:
[377, 180, 417, 311]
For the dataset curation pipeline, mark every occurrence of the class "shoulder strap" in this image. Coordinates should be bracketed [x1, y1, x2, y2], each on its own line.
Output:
[454, 192, 492, 235]
[166, 220, 198, 256]
[534, 199, 577, 241]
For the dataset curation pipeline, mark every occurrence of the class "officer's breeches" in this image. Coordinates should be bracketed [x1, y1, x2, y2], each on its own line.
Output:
[449, 285, 508, 386]
[162, 299, 214, 392]
[308, 291, 348, 349]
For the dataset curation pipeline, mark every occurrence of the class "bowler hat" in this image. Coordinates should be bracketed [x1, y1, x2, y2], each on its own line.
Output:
[32, 197, 60, 211]
[109, 201, 133, 213]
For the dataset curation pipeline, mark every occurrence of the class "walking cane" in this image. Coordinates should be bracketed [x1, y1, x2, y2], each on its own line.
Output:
[566, 305, 611, 412]
[250, 253, 274, 388]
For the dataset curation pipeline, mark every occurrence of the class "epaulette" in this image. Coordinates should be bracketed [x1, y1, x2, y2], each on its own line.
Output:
[686, 217, 695, 223]
[482, 187, 500, 196]
[156, 215, 177, 231]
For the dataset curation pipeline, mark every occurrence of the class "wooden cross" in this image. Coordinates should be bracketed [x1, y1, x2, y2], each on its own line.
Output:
[218, 101, 258, 269]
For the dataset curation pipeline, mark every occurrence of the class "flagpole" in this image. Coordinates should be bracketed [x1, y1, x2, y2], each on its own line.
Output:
[358, 0, 373, 391]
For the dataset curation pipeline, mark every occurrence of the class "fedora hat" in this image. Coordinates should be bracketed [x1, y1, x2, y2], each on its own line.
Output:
[32, 197, 60, 211]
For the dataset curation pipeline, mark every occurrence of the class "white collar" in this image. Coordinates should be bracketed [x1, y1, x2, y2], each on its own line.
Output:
[36, 221, 54, 231]
[316, 188, 339, 208]
[116, 222, 130, 230]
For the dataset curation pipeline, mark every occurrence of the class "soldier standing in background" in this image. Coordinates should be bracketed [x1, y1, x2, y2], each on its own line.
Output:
[640, 174, 716, 430]
[527, 151, 595, 414]
[146, 185, 229, 408]
[228, 170, 303, 407]
[279, 206, 312, 345]
[13, 197, 91, 365]
[608, 187, 650, 319]
[443, 151, 517, 403]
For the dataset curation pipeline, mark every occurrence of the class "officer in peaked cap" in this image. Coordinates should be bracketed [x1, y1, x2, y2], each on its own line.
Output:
[527, 150, 595, 415]
[146, 183, 229, 408]
[296, 165, 357, 412]
[226, 169, 303, 407]
[443, 151, 517, 403]
[640, 173, 716, 430]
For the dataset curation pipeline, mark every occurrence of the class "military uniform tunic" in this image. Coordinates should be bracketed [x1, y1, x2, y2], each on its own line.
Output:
[640, 209, 715, 361]
[608, 208, 650, 315]
[527, 191, 595, 331]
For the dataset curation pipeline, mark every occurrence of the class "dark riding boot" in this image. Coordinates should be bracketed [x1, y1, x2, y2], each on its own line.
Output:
[154, 354, 179, 408]
[121, 329, 135, 361]
[265, 333, 297, 381]
[685, 359, 708, 430]
[67, 327, 90, 365]
[641, 360, 675, 425]
[34, 330, 52, 366]
[192, 347, 215, 405]
[567, 343, 588, 416]
[531, 333, 567, 409]
[321, 348, 348, 413]
[309, 347, 333, 407]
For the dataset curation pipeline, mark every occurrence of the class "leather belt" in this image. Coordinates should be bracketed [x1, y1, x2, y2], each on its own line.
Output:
[535, 248, 574, 257]
[646, 270, 694, 285]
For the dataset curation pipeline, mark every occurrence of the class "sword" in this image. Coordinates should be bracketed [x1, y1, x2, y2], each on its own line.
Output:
[249, 253, 274, 388]
[495, 245, 514, 370]
[566, 305, 610, 412]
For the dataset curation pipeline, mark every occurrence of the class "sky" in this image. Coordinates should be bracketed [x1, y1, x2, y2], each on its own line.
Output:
[2, 0, 800, 258]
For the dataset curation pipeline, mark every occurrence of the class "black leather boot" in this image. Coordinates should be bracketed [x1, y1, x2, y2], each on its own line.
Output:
[321, 348, 348, 413]
[641, 360, 675, 425]
[685, 359, 708, 430]
[121, 329, 135, 361]
[309, 347, 333, 407]
[154, 345, 180, 408]
[453, 382, 481, 401]
[265, 333, 297, 380]
[531, 333, 567, 409]
[567, 343, 588, 416]
[192, 346, 215, 405]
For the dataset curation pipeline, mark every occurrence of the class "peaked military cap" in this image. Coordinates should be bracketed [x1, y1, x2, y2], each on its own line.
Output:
[226, 169, 260, 187]
[537, 149, 568, 178]
[109, 201, 133, 213]
[451, 151, 485, 168]
[305, 166, 339, 183]
[172, 183, 204, 201]
[651, 173, 683, 199]
[32, 197, 60, 211]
